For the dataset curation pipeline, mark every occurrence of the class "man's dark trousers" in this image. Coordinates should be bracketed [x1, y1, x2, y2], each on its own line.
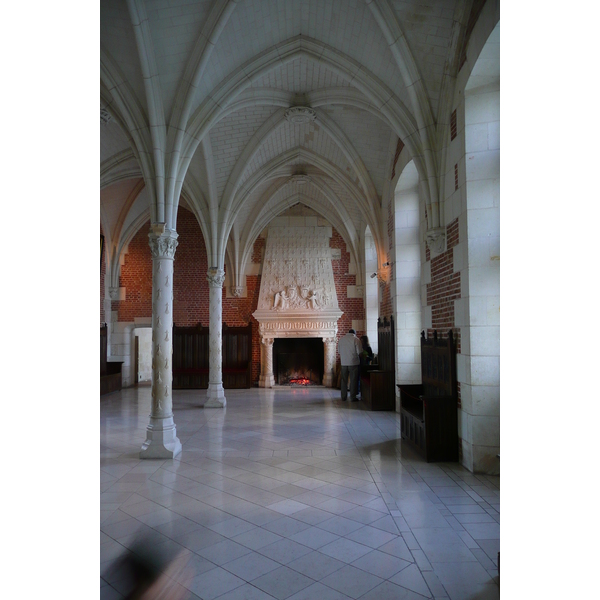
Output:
[341, 365, 359, 401]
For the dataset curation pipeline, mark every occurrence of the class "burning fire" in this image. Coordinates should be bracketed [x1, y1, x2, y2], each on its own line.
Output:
[289, 378, 311, 385]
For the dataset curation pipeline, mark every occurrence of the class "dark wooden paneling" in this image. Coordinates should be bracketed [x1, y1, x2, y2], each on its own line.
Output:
[360, 369, 395, 411]
[360, 316, 395, 411]
[173, 323, 252, 389]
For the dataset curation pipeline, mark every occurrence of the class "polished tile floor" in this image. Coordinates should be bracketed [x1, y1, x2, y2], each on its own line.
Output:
[101, 386, 499, 600]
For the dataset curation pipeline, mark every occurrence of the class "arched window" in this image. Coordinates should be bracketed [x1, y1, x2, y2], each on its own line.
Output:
[393, 160, 422, 385]
[364, 225, 378, 355]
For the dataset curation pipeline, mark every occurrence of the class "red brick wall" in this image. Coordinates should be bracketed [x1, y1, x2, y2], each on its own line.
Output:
[173, 209, 209, 326]
[114, 209, 210, 325]
[115, 221, 153, 321]
[101, 226, 106, 325]
[330, 230, 365, 364]
[114, 211, 365, 382]
[425, 217, 461, 404]
[223, 271, 262, 383]
[251, 237, 265, 263]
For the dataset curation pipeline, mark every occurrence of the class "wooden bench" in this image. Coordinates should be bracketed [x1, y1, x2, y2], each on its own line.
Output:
[360, 316, 395, 411]
[101, 325, 123, 395]
[397, 330, 458, 462]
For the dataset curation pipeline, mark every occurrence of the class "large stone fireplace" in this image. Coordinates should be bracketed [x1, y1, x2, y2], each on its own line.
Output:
[273, 338, 324, 385]
[253, 224, 343, 387]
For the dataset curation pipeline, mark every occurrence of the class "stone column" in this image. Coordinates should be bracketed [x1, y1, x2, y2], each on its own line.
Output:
[259, 337, 275, 388]
[205, 267, 227, 408]
[140, 228, 182, 459]
[323, 337, 337, 387]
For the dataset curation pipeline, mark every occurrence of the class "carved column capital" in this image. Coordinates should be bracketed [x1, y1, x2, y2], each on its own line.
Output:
[231, 286, 243, 297]
[426, 227, 446, 255]
[108, 287, 119, 301]
[148, 229, 178, 260]
[207, 267, 225, 288]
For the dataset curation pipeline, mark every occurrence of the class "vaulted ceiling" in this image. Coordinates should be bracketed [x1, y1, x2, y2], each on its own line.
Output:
[101, 0, 475, 288]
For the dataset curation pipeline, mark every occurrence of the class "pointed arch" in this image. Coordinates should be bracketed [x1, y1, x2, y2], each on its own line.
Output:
[176, 36, 431, 211]
[101, 149, 142, 189]
[101, 48, 158, 222]
[165, 0, 240, 211]
[126, 0, 168, 224]
[236, 165, 371, 286]
[365, 0, 439, 218]
[221, 146, 382, 264]
[218, 104, 381, 228]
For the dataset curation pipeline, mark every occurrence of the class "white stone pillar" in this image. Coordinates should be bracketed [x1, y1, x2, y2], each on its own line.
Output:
[205, 268, 227, 408]
[323, 337, 337, 387]
[140, 229, 182, 459]
[259, 337, 275, 388]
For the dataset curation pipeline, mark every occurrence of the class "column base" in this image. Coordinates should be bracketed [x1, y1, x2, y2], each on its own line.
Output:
[259, 374, 274, 388]
[140, 415, 182, 459]
[323, 373, 333, 387]
[205, 383, 227, 408]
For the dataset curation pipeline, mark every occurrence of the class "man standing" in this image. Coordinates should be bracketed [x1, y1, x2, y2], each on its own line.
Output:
[338, 329, 362, 402]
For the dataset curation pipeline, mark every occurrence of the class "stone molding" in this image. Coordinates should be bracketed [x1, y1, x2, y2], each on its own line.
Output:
[207, 267, 226, 288]
[256, 315, 340, 341]
[426, 227, 446, 255]
[148, 230, 178, 259]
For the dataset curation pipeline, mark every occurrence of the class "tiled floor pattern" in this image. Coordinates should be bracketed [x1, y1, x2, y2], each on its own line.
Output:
[101, 386, 500, 600]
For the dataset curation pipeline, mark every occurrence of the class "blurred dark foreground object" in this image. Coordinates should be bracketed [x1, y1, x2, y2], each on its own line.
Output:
[105, 536, 194, 599]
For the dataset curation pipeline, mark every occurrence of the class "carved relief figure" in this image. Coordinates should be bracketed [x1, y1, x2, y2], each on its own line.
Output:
[287, 286, 298, 303]
[273, 289, 289, 310]
[307, 289, 319, 309]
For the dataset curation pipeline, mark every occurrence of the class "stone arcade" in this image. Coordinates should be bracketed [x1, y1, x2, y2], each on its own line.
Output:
[100, 0, 501, 474]
[99, 1, 503, 597]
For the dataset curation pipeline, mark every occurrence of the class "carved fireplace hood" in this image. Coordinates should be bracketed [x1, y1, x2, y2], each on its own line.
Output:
[253, 225, 343, 339]
[253, 224, 343, 387]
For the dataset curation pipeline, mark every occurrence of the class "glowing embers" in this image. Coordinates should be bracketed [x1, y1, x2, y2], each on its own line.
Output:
[274, 337, 324, 386]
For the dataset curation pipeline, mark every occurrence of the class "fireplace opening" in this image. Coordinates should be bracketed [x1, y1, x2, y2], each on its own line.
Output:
[273, 338, 324, 385]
